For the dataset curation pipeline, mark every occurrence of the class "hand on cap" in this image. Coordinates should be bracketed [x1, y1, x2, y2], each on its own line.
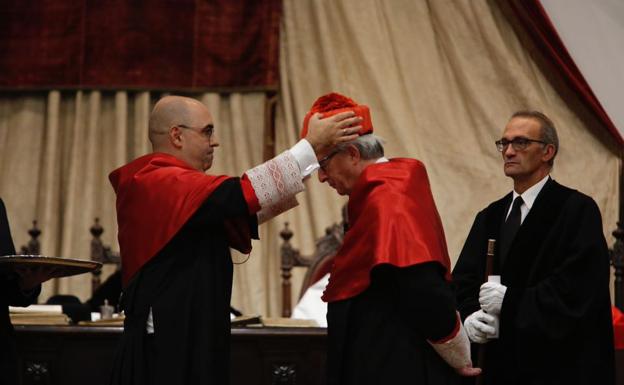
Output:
[305, 111, 362, 158]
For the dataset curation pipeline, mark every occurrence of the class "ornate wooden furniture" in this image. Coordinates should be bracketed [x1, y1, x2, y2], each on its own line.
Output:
[280, 209, 346, 317]
[15, 325, 326, 385]
[19, 220, 41, 255]
[90, 218, 121, 293]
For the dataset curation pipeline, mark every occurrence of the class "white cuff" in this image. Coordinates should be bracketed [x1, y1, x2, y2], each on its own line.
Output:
[245, 150, 305, 223]
[428, 315, 472, 369]
[289, 139, 319, 178]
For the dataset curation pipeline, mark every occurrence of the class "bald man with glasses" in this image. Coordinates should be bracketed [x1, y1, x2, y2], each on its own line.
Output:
[108, 95, 362, 385]
[452, 111, 615, 385]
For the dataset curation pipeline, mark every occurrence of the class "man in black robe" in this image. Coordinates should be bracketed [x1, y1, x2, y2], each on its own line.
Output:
[303, 93, 479, 384]
[108, 95, 362, 385]
[452, 111, 615, 385]
[1, 198, 52, 384]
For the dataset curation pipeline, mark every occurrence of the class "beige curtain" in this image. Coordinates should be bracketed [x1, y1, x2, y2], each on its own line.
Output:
[0, 91, 270, 312]
[277, 0, 620, 307]
[0, 0, 620, 317]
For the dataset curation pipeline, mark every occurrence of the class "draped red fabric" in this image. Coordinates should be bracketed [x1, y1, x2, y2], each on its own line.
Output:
[506, 0, 623, 146]
[322, 159, 452, 303]
[613, 306, 624, 350]
[0, 0, 281, 89]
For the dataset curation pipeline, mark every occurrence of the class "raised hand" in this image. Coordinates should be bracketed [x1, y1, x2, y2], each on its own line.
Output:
[304, 111, 362, 158]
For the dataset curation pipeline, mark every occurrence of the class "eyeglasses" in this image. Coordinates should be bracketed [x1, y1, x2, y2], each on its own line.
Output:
[178, 124, 214, 140]
[495, 137, 546, 152]
[318, 150, 340, 171]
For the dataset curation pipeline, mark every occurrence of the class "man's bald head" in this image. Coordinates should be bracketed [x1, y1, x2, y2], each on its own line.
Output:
[148, 96, 212, 149]
[147, 95, 219, 171]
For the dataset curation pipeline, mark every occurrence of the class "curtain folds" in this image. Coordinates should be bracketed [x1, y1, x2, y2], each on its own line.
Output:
[0, 1, 282, 89]
[502, 0, 623, 146]
[0, 91, 270, 310]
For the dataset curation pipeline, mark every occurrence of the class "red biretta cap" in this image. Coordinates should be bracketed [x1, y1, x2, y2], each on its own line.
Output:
[300, 92, 374, 139]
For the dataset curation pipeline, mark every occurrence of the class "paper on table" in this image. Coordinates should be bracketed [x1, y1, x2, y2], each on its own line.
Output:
[9, 305, 63, 314]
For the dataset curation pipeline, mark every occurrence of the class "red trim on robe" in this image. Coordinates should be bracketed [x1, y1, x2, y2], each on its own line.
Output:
[613, 306, 624, 350]
[109, 153, 257, 286]
[240, 174, 261, 214]
[322, 158, 451, 303]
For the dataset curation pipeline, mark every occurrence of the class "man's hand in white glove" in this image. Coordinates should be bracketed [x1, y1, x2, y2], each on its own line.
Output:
[464, 310, 497, 344]
[479, 281, 507, 315]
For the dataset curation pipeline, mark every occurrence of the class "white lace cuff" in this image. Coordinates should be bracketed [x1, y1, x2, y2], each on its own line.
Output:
[428, 314, 472, 369]
[245, 150, 304, 223]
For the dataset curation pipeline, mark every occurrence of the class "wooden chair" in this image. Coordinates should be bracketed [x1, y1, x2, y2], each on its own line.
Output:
[280, 208, 347, 317]
[90, 218, 121, 293]
[19, 220, 41, 255]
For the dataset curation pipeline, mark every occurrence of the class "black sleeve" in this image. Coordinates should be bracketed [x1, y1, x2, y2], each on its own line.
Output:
[86, 270, 122, 311]
[452, 211, 488, 320]
[388, 262, 459, 341]
[0, 198, 40, 307]
[502, 196, 611, 339]
[185, 178, 259, 239]
[0, 198, 16, 256]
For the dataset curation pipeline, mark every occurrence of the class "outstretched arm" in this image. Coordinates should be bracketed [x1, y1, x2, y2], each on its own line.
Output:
[242, 111, 362, 223]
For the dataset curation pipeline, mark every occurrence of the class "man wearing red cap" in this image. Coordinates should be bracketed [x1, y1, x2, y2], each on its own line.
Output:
[302, 93, 479, 384]
[108, 95, 362, 385]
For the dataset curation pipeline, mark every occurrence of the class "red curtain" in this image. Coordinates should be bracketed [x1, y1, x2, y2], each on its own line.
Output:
[505, 0, 623, 146]
[0, 0, 281, 90]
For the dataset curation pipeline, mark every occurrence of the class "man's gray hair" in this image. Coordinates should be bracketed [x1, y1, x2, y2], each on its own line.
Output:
[512, 110, 559, 166]
[336, 134, 385, 160]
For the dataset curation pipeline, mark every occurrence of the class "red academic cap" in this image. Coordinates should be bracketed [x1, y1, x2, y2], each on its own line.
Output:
[300, 92, 374, 139]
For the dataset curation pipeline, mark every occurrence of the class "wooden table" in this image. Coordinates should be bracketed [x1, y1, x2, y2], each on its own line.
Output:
[14, 325, 327, 385]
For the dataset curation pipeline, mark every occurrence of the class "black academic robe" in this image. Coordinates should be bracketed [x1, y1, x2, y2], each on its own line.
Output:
[109, 179, 257, 385]
[327, 263, 460, 385]
[1, 198, 40, 385]
[453, 179, 615, 385]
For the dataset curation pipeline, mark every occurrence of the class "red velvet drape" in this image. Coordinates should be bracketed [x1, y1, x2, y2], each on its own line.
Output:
[506, 0, 623, 146]
[0, 0, 281, 89]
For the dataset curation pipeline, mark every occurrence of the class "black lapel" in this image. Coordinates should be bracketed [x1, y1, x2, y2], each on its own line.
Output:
[483, 193, 512, 275]
[500, 179, 573, 285]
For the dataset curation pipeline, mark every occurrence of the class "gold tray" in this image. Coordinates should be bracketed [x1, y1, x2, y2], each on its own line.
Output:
[0, 255, 102, 278]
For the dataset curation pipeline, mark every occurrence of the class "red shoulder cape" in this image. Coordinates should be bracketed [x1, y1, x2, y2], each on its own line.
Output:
[322, 158, 451, 302]
[109, 153, 243, 286]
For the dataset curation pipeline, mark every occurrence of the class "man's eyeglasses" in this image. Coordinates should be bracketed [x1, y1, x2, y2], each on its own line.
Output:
[319, 150, 340, 171]
[178, 124, 214, 140]
[495, 137, 546, 152]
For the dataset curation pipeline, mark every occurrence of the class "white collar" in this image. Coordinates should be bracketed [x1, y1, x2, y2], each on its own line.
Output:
[512, 174, 550, 210]
[375, 157, 389, 164]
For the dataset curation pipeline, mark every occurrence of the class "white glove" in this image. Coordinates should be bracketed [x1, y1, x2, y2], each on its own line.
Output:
[464, 309, 497, 343]
[479, 281, 507, 315]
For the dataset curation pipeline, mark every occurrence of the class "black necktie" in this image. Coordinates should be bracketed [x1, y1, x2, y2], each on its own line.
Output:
[499, 196, 524, 265]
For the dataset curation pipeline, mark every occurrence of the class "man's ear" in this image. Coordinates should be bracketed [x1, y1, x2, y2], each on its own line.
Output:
[170, 126, 183, 149]
[542, 144, 556, 163]
[347, 144, 360, 163]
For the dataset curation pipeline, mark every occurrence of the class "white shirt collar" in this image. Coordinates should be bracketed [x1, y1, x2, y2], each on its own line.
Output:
[375, 157, 389, 164]
[512, 174, 550, 211]
[506, 174, 550, 223]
